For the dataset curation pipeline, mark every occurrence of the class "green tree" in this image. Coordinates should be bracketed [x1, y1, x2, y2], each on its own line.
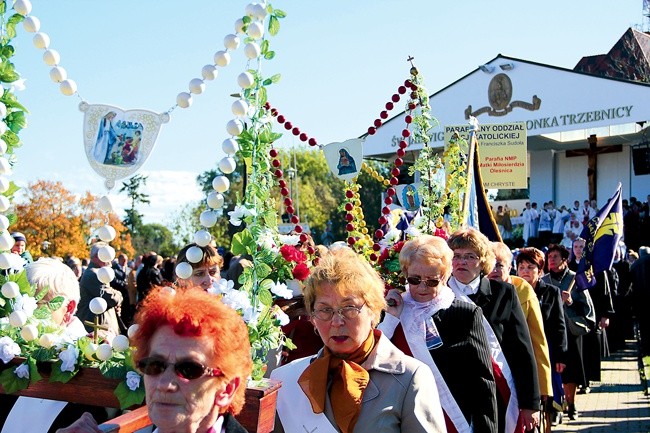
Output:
[168, 202, 232, 249]
[134, 223, 178, 258]
[275, 148, 390, 243]
[119, 174, 150, 235]
[179, 148, 391, 251]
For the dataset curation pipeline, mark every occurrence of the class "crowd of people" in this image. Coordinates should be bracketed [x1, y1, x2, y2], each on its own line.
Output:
[497, 195, 650, 253]
[1, 198, 649, 433]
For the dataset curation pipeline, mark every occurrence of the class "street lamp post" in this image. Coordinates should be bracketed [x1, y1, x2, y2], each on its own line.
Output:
[286, 167, 298, 220]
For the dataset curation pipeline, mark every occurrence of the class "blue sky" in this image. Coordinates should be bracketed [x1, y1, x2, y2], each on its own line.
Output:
[8, 0, 644, 224]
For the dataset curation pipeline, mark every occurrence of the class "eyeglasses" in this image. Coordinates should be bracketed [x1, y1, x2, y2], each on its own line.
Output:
[406, 276, 441, 287]
[493, 262, 507, 270]
[312, 303, 365, 321]
[452, 254, 480, 262]
[136, 357, 223, 380]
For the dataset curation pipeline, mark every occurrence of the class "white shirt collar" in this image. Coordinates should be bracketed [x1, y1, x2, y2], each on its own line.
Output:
[449, 276, 481, 296]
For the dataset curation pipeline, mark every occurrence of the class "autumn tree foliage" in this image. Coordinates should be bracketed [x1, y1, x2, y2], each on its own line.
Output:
[12, 180, 134, 260]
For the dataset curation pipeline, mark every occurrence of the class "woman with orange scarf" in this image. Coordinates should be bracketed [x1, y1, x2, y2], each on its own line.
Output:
[271, 247, 445, 433]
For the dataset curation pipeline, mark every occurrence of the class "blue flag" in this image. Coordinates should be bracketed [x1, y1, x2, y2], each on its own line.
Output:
[575, 184, 624, 290]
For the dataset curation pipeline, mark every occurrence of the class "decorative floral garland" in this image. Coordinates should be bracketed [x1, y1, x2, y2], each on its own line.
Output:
[167, 2, 306, 382]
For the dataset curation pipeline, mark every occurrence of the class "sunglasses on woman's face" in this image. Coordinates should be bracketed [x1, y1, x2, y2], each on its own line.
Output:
[406, 276, 441, 287]
[136, 356, 223, 380]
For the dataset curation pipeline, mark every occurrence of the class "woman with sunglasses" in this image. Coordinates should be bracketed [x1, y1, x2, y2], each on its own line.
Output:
[131, 287, 251, 432]
[57, 287, 251, 433]
[379, 234, 497, 433]
[447, 228, 540, 433]
[271, 247, 445, 433]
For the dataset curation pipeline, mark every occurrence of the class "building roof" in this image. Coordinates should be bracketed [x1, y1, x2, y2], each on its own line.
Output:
[574, 28, 650, 83]
[362, 29, 650, 160]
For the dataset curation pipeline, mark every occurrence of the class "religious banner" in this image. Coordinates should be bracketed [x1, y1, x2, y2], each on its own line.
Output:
[322, 138, 363, 181]
[393, 183, 421, 211]
[444, 122, 527, 189]
[81, 102, 169, 189]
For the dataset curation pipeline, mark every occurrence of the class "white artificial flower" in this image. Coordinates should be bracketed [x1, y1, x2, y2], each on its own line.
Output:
[378, 228, 402, 250]
[221, 289, 252, 312]
[404, 224, 422, 238]
[0, 336, 21, 363]
[9, 78, 26, 92]
[274, 307, 290, 326]
[13, 293, 38, 317]
[227, 205, 257, 227]
[278, 234, 301, 246]
[242, 305, 261, 326]
[14, 363, 29, 379]
[58, 344, 79, 372]
[270, 281, 293, 300]
[258, 229, 277, 252]
[257, 113, 274, 125]
[7, 254, 27, 272]
[208, 279, 234, 295]
[125, 371, 141, 391]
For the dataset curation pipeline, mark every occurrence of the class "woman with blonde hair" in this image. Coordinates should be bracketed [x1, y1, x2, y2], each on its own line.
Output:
[271, 247, 445, 433]
[175, 243, 224, 290]
[380, 234, 497, 433]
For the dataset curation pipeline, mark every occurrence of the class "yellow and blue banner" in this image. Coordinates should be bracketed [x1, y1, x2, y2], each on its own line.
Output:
[575, 184, 624, 290]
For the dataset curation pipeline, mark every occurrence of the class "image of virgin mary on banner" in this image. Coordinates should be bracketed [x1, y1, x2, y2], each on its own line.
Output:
[92, 111, 144, 166]
[323, 138, 363, 182]
[82, 103, 169, 189]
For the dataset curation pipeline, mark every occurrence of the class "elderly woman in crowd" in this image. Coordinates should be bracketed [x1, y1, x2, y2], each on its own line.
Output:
[176, 243, 223, 290]
[516, 247, 567, 431]
[59, 287, 252, 433]
[447, 228, 540, 433]
[541, 244, 595, 421]
[488, 242, 552, 418]
[271, 247, 446, 433]
[379, 235, 497, 433]
[1, 259, 110, 432]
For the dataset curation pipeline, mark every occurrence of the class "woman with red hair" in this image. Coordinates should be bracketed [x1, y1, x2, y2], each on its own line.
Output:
[59, 287, 252, 433]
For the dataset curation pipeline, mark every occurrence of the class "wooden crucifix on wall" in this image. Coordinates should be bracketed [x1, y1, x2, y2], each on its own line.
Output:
[565, 134, 622, 201]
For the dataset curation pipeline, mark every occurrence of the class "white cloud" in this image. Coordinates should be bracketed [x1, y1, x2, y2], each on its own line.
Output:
[138, 170, 205, 224]
[12, 168, 205, 226]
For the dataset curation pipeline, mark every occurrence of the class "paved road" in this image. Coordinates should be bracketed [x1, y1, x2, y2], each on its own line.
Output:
[553, 340, 650, 432]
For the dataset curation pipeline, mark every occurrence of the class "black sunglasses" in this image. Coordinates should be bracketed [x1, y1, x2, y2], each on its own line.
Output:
[136, 357, 223, 380]
[406, 276, 441, 287]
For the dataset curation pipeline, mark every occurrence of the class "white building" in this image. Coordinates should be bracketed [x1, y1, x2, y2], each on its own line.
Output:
[363, 31, 650, 207]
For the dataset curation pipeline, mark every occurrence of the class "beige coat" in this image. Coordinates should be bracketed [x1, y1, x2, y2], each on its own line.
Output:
[273, 332, 446, 433]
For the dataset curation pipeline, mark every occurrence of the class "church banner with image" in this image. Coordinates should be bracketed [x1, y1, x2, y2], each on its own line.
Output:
[323, 138, 363, 182]
[444, 122, 527, 189]
[81, 102, 169, 189]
